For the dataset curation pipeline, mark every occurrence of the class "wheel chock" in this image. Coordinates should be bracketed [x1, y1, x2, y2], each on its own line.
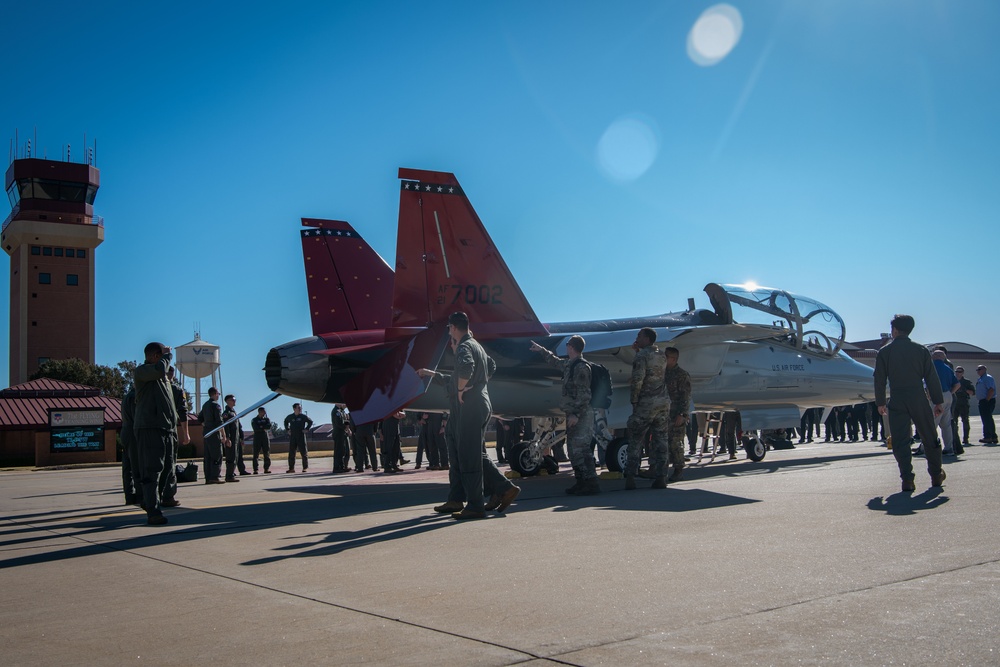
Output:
[505, 470, 522, 479]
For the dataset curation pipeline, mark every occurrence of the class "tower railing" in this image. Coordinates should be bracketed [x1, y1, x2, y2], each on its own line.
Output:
[2, 211, 103, 235]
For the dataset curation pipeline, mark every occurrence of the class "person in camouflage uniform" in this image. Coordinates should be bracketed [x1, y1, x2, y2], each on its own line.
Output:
[663, 347, 692, 481]
[531, 335, 600, 495]
[625, 327, 669, 490]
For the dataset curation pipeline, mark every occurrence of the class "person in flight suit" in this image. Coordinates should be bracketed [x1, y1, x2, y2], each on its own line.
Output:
[663, 346, 692, 480]
[120, 387, 140, 506]
[380, 411, 405, 474]
[625, 327, 669, 490]
[133, 342, 178, 525]
[158, 366, 190, 507]
[250, 407, 272, 474]
[531, 335, 601, 495]
[222, 394, 246, 481]
[284, 403, 314, 472]
[418, 311, 520, 519]
[874, 314, 946, 493]
[331, 404, 352, 473]
[200, 387, 229, 484]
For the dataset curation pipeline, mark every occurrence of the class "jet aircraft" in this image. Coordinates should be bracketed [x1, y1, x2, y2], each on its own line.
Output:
[263, 168, 875, 467]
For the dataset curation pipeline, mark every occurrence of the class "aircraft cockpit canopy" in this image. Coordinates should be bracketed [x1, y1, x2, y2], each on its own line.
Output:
[705, 283, 847, 357]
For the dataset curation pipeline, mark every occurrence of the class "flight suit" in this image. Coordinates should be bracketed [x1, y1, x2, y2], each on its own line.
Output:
[250, 415, 272, 473]
[222, 405, 245, 479]
[436, 334, 514, 511]
[331, 406, 350, 472]
[133, 353, 178, 520]
[158, 381, 187, 503]
[201, 398, 225, 482]
[284, 412, 314, 471]
[120, 389, 140, 504]
[874, 335, 944, 483]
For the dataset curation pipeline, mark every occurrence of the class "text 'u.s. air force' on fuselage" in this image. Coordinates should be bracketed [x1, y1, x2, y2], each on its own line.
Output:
[263, 168, 874, 438]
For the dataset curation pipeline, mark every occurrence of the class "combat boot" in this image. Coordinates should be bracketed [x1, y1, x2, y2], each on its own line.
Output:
[668, 465, 684, 483]
[565, 475, 584, 495]
[576, 478, 601, 495]
[624, 475, 637, 491]
[651, 476, 667, 489]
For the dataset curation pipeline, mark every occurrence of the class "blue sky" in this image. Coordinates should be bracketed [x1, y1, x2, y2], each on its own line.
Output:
[3, 1, 998, 423]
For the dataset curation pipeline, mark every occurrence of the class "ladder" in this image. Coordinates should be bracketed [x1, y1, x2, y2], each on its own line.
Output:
[698, 411, 723, 462]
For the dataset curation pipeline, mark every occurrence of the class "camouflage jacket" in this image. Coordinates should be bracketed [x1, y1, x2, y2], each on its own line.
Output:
[664, 364, 692, 419]
[538, 348, 592, 417]
[630, 345, 667, 406]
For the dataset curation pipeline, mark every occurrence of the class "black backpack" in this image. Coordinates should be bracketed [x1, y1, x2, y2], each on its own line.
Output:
[571, 359, 613, 410]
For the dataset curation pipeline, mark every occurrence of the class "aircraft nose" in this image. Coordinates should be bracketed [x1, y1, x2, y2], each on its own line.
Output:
[264, 336, 331, 402]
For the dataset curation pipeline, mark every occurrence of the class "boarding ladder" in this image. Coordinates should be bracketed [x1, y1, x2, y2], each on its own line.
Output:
[697, 412, 723, 462]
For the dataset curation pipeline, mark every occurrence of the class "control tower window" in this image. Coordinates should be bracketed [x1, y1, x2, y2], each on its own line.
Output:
[67, 274, 78, 286]
[6, 184, 19, 208]
[42, 247, 52, 256]
[54, 248, 64, 257]
[31, 246, 40, 255]
[14, 178, 98, 203]
[39, 273, 51, 285]
[77, 249, 86, 259]
[65, 249, 75, 258]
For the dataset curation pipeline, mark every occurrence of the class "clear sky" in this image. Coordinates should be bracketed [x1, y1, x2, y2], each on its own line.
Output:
[3, 1, 998, 423]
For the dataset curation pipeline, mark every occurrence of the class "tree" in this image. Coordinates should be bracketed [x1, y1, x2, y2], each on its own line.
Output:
[30, 358, 138, 399]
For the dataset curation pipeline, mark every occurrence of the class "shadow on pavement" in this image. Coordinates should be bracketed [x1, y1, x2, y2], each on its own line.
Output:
[866, 488, 948, 515]
[0, 447, 894, 571]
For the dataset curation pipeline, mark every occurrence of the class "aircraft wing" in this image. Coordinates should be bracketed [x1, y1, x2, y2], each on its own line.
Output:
[204, 392, 282, 438]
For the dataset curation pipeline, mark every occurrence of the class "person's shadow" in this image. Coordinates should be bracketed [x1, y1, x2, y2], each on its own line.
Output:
[867, 488, 948, 515]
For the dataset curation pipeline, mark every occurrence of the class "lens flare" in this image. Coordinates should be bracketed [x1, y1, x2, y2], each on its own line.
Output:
[596, 114, 660, 182]
[687, 4, 743, 66]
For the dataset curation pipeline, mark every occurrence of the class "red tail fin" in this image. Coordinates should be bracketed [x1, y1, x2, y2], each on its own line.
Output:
[391, 169, 548, 339]
[300, 218, 392, 335]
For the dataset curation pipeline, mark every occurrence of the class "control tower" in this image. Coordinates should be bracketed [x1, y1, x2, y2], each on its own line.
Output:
[2, 144, 102, 385]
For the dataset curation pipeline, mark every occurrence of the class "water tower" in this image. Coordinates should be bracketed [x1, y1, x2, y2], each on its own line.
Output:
[174, 332, 221, 412]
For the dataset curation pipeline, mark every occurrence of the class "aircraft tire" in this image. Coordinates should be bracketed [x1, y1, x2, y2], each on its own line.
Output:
[743, 434, 767, 462]
[605, 437, 629, 472]
[542, 455, 559, 475]
[509, 442, 541, 477]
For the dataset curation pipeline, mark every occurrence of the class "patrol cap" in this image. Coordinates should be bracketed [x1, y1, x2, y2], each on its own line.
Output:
[955, 366, 964, 372]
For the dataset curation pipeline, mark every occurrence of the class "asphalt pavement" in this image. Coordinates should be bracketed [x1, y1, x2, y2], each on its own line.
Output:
[2, 423, 998, 666]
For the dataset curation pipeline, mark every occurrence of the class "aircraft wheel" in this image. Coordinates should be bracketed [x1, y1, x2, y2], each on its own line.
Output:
[542, 455, 559, 475]
[605, 437, 629, 472]
[509, 442, 541, 477]
[742, 434, 767, 462]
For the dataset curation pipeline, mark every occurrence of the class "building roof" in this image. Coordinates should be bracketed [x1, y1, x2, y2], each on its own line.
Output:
[0, 378, 123, 430]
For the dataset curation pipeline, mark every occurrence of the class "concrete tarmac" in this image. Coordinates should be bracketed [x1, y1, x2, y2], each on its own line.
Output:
[2, 424, 998, 666]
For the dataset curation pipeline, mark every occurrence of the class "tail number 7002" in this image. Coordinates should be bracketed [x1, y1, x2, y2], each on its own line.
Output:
[437, 284, 504, 305]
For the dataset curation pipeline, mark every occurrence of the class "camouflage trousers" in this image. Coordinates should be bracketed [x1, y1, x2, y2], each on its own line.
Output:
[667, 419, 687, 468]
[626, 404, 669, 477]
[566, 408, 597, 480]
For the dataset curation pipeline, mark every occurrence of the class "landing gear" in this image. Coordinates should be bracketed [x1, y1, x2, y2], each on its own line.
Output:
[742, 432, 767, 462]
[604, 437, 629, 472]
[509, 442, 541, 476]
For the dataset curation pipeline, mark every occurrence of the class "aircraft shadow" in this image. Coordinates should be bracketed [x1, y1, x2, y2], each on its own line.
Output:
[866, 488, 948, 515]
